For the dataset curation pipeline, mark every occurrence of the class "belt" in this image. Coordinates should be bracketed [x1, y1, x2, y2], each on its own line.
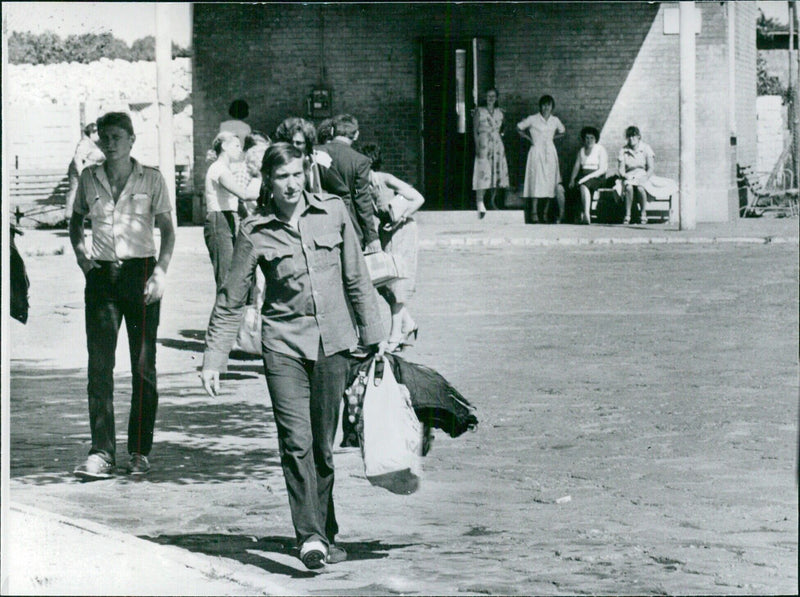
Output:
[95, 257, 151, 266]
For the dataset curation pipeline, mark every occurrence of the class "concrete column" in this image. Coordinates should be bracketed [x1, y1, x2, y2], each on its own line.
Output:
[679, 1, 697, 230]
[727, 2, 738, 221]
[792, 2, 800, 190]
[156, 3, 176, 225]
[1, 10, 11, 588]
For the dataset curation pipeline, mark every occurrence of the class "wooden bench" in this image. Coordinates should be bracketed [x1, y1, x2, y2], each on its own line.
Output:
[9, 169, 70, 204]
[591, 186, 673, 223]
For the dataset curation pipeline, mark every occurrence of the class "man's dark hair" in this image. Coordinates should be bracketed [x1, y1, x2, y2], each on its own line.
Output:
[259, 142, 308, 207]
[97, 112, 134, 136]
[228, 99, 249, 120]
[332, 114, 359, 140]
[359, 142, 382, 171]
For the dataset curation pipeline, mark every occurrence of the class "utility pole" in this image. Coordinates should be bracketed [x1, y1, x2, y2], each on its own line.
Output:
[155, 3, 176, 225]
[792, 1, 800, 190]
[679, 1, 697, 229]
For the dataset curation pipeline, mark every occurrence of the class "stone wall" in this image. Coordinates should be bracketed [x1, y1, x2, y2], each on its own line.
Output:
[6, 58, 193, 169]
[756, 95, 787, 174]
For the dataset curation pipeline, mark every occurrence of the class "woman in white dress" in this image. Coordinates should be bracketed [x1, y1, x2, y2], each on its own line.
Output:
[517, 95, 566, 224]
[617, 125, 655, 224]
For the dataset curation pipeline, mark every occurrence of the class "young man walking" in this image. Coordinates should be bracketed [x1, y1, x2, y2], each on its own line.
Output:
[69, 112, 175, 480]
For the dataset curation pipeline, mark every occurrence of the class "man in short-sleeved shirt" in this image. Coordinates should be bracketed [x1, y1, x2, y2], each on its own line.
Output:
[69, 111, 175, 480]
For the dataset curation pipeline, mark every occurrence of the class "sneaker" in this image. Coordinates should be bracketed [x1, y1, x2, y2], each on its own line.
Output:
[326, 544, 347, 564]
[299, 540, 327, 570]
[126, 453, 150, 475]
[73, 454, 114, 480]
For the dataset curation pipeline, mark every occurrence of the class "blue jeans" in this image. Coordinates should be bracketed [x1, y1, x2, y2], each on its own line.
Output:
[84, 258, 160, 464]
[262, 344, 351, 547]
[204, 210, 238, 291]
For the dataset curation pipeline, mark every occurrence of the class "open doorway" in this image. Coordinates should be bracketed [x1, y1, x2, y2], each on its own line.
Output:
[419, 37, 494, 210]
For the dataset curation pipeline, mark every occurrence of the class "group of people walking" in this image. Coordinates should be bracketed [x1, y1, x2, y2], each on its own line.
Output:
[471, 90, 656, 225]
[64, 95, 657, 572]
[67, 104, 425, 571]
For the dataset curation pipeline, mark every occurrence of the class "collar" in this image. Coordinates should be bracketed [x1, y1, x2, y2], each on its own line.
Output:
[92, 158, 142, 196]
[250, 190, 332, 225]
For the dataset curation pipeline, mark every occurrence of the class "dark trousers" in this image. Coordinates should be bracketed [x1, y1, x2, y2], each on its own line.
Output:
[262, 345, 351, 547]
[84, 258, 160, 464]
[204, 210, 238, 292]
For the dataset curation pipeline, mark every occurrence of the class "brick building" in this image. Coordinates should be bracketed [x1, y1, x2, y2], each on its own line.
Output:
[192, 1, 757, 222]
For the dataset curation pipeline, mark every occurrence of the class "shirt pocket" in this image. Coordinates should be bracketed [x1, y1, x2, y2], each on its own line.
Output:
[89, 197, 111, 223]
[265, 247, 296, 281]
[127, 193, 151, 215]
[312, 232, 342, 269]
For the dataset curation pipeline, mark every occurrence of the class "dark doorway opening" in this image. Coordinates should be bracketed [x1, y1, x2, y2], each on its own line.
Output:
[419, 38, 494, 210]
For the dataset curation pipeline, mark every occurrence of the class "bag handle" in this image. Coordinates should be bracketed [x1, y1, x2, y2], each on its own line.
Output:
[372, 356, 385, 387]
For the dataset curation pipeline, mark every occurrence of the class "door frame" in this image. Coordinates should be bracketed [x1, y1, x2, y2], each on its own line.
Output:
[416, 36, 495, 208]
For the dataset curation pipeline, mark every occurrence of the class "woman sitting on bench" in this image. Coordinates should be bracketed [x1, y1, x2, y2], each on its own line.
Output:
[617, 125, 655, 225]
[568, 126, 608, 225]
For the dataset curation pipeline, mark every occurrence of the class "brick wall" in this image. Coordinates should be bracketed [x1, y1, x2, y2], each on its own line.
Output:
[193, 2, 756, 222]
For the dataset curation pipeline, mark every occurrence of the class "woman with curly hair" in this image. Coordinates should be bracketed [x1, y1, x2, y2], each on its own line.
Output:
[274, 117, 325, 193]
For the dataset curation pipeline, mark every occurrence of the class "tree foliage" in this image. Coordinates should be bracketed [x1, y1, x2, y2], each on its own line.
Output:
[758, 55, 788, 99]
[757, 9, 788, 36]
[8, 31, 191, 64]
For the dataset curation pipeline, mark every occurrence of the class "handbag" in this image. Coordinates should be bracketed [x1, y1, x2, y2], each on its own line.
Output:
[364, 251, 401, 287]
[359, 357, 422, 495]
[387, 194, 411, 223]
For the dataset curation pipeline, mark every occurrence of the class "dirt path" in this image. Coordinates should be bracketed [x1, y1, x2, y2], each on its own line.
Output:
[8, 231, 798, 595]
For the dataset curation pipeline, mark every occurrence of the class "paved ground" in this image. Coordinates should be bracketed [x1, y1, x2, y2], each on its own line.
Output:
[4, 213, 799, 595]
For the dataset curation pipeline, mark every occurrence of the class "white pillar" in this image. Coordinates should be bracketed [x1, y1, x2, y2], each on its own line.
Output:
[679, 1, 697, 230]
[155, 3, 176, 225]
[1, 11, 12, 592]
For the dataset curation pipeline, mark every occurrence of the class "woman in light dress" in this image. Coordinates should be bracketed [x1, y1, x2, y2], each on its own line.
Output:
[617, 125, 655, 224]
[517, 95, 566, 224]
[361, 143, 425, 353]
[568, 126, 608, 225]
[472, 88, 509, 219]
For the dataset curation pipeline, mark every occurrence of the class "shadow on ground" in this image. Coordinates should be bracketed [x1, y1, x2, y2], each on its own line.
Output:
[10, 362, 281, 485]
[143, 533, 412, 578]
[159, 328, 262, 362]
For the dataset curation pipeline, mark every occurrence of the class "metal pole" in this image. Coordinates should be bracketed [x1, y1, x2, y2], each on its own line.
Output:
[679, 1, 697, 229]
[1, 11, 12, 590]
[155, 3, 176, 225]
[792, 1, 800, 190]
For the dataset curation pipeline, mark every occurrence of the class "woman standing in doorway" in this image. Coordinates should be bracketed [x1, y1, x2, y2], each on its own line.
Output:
[517, 95, 566, 224]
[472, 88, 509, 219]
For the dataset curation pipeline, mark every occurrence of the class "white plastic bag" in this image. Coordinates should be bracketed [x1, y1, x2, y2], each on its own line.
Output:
[360, 357, 422, 494]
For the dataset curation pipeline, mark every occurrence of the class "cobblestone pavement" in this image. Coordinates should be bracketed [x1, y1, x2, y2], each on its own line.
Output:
[5, 222, 798, 595]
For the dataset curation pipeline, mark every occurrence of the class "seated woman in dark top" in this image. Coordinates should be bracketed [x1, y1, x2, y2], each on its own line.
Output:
[568, 126, 608, 225]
